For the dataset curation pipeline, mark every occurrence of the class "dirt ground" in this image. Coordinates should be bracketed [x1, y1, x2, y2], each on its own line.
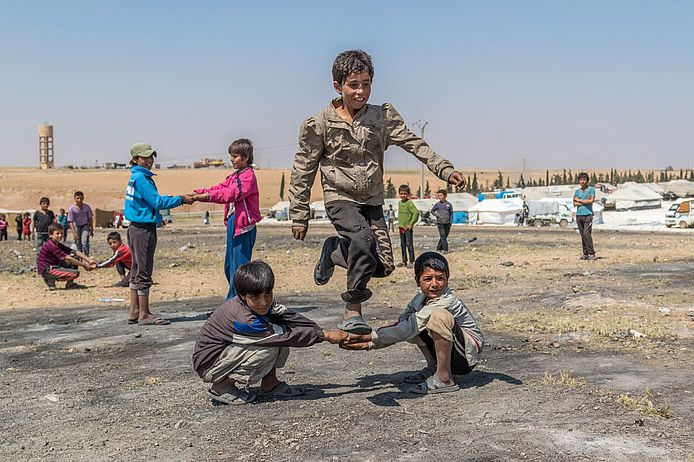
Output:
[1, 223, 693, 461]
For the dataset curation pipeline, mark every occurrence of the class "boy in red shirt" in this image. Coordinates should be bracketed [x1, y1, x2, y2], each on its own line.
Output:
[93, 231, 132, 287]
[37, 223, 95, 290]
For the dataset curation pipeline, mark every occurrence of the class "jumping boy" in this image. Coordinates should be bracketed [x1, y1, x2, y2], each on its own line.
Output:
[193, 261, 348, 405]
[342, 252, 484, 394]
[397, 184, 419, 268]
[32, 197, 56, 248]
[37, 223, 95, 290]
[93, 231, 132, 287]
[289, 49, 465, 335]
[68, 191, 94, 256]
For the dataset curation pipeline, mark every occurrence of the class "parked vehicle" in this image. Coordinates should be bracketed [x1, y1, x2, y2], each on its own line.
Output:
[665, 199, 694, 228]
[478, 190, 521, 201]
[527, 200, 572, 228]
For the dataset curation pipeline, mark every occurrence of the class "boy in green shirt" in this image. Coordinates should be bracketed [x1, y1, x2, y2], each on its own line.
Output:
[397, 185, 419, 268]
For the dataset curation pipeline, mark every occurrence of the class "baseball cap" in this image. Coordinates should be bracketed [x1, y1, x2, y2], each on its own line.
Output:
[130, 143, 157, 158]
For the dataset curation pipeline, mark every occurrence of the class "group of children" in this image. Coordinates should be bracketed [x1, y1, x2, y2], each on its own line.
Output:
[193, 49, 483, 403]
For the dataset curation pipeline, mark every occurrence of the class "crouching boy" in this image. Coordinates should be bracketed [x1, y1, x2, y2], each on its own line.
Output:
[342, 252, 484, 394]
[93, 232, 132, 287]
[193, 261, 348, 405]
[37, 223, 95, 290]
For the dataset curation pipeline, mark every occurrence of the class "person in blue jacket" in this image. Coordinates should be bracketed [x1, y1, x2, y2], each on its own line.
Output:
[125, 143, 193, 325]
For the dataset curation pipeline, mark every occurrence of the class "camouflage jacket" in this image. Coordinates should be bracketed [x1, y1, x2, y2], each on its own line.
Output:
[288, 99, 456, 225]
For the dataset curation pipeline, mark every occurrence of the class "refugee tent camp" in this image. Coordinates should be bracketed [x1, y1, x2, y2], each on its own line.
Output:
[309, 201, 327, 219]
[606, 183, 662, 211]
[467, 197, 524, 225]
[533, 197, 604, 225]
[269, 201, 290, 220]
[446, 192, 478, 223]
[522, 185, 607, 202]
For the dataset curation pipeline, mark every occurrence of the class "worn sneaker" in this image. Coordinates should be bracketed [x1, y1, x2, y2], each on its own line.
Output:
[314, 236, 340, 285]
[341, 288, 373, 304]
[65, 281, 86, 290]
[586, 254, 597, 261]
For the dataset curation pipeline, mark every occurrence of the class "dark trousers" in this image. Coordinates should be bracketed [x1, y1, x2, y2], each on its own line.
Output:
[42, 262, 79, 287]
[576, 215, 595, 256]
[399, 228, 415, 264]
[325, 201, 394, 294]
[36, 232, 48, 248]
[16, 229, 22, 240]
[419, 328, 473, 375]
[436, 223, 451, 252]
[127, 223, 157, 293]
[114, 261, 131, 287]
[0, 229, 7, 241]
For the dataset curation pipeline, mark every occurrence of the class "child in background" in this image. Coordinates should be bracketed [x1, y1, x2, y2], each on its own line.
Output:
[191, 139, 261, 300]
[342, 252, 484, 394]
[22, 212, 32, 240]
[193, 261, 348, 405]
[68, 191, 94, 256]
[15, 214, 23, 240]
[93, 231, 132, 287]
[397, 185, 419, 268]
[0, 214, 8, 241]
[125, 143, 191, 325]
[57, 208, 69, 241]
[430, 189, 453, 253]
[33, 197, 56, 248]
[37, 223, 95, 290]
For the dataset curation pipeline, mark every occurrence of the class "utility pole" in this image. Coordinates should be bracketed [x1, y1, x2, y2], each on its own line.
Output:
[412, 119, 428, 198]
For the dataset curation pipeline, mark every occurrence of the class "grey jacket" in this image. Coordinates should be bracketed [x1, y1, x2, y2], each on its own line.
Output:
[289, 99, 456, 225]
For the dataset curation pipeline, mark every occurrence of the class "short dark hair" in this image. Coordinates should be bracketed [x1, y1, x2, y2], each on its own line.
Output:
[577, 172, 589, 181]
[74, 191, 84, 198]
[39, 197, 50, 205]
[332, 49, 374, 85]
[437, 189, 448, 196]
[228, 138, 254, 165]
[107, 231, 122, 242]
[234, 260, 275, 296]
[414, 252, 450, 282]
[398, 184, 410, 194]
[48, 223, 64, 234]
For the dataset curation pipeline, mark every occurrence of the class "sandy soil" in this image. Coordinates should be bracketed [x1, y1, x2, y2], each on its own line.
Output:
[1, 223, 693, 461]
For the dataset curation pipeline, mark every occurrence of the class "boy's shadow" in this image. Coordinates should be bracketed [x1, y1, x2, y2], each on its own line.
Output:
[355, 370, 523, 407]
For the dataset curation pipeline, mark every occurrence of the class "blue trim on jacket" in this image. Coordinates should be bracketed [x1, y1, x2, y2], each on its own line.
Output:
[124, 166, 183, 224]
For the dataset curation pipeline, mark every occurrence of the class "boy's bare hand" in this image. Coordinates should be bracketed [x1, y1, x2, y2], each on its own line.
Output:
[344, 333, 373, 344]
[291, 225, 307, 240]
[448, 171, 465, 188]
[339, 342, 370, 351]
[323, 329, 349, 344]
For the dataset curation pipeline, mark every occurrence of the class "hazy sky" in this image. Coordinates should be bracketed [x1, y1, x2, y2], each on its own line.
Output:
[1, 1, 692, 171]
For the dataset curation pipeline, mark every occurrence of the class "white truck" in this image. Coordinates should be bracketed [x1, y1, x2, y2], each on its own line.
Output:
[527, 200, 573, 228]
[665, 199, 694, 228]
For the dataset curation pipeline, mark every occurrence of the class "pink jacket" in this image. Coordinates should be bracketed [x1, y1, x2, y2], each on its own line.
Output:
[194, 167, 261, 236]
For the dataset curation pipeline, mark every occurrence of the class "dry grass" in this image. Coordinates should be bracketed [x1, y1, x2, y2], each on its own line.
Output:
[617, 389, 673, 418]
[543, 370, 586, 387]
[484, 311, 670, 340]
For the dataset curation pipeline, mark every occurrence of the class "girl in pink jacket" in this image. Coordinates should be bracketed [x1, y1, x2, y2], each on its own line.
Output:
[192, 139, 261, 299]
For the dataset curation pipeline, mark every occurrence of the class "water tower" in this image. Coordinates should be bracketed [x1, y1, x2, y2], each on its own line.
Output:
[38, 124, 54, 169]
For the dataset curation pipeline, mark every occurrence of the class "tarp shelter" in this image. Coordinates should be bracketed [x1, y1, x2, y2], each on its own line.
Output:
[660, 179, 694, 198]
[94, 209, 115, 228]
[270, 201, 290, 220]
[522, 185, 607, 202]
[533, 197, 604, 225]
[467, 198, 524, 225]
[606, 184, 662, 211]
[309, 201, 327, 219]
[641, 183, 665, 196]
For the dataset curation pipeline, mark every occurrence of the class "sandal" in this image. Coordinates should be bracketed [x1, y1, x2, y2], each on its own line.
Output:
[403, 368, 434, 384]
[207, 388, 257, 405]
[260, 382, 305, 397]
[337, 316, 372, 335]
[127, 318, 139, 325]
[410, 375, 459, 395]
[139, 318, 171, 326]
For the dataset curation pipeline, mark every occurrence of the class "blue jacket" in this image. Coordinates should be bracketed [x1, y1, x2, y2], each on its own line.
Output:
[124, 166, 183, 224]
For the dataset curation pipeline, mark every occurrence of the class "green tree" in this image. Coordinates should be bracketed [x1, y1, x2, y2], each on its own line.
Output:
[416, 186, 421, 198]
[279, 172, 286, 200]
[493, 171, 504, 189]
[471, 173, 479, 194]
[516, 174, 526, 188]
[546, 169, 550, 186]
[424, 180, 431, 197]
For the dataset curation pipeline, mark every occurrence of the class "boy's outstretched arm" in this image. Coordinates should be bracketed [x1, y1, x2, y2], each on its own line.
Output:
[289, 118, 324, 240]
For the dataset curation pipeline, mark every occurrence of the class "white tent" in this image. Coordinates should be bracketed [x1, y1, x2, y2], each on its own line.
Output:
[522, 185, 607, 202]
[606, 184, 662, 211]
[467, 198, 524, 225]
[446, 192, 478, 211]
[535, 197, 604, 225]
[660, 179, 694, 198]
[309, 201, 327, 219]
